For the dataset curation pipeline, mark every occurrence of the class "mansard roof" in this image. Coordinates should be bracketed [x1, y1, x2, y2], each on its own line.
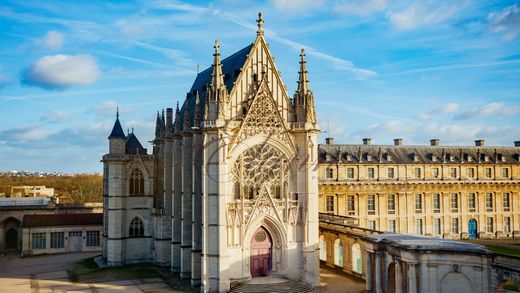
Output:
[319, 144, 520, 164]
[179, 43, 254, 124]
[125, 132, 147, 155]
[108, 116, 126, 139]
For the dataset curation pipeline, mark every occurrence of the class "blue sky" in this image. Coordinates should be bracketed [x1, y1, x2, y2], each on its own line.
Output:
[0, 0, 519, 173]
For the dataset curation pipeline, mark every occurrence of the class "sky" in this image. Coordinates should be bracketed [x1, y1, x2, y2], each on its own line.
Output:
[0, 0, 519, 173]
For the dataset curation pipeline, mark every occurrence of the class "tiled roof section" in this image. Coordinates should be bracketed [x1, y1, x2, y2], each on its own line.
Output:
[179, 43, 254, 124]
[125, 133, 147, 155]
[318, 144, 520, 164]
[108, 117, 126, 139]
[22, 213, 103, 228]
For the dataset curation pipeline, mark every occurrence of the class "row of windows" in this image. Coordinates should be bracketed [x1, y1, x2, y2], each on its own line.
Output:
[31, 231, 100, 249]
[371, 217, 512, 234]
[319, 237, 362, 274]
[326, 193, 512, 214]
[325, 166, 513, 180]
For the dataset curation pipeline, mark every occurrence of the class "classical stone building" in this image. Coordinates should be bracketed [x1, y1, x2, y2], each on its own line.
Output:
[318, 138, 520, 240]
[102, 13, 320, 292]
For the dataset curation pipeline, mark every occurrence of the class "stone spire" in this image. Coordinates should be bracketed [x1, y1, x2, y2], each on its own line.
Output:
[155, 111, 161, 138]
[160, 109, 166, 137]
[211, 40, 225, 93]
[207, 40, 227, 121]
[257, 12, 264, 36]
[108, 108, 126, 139]
[293, 48, 316, 123]
[174, 102, 182, 135]
[183, 103, 191, 133]
[193, 90, 202, 128]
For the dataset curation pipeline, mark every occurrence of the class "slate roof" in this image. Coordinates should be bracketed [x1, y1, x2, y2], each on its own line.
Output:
[108, 117, 126, 139]
[125, 132, 147, 155]
[22, 213, 103, 228]
[319, 144, 520, 164]
[179, 43, 254, 124]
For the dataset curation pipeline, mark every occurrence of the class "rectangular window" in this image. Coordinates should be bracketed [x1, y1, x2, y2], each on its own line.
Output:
[451, 193, 458, 212]
[368, 168, 375, 179]
[486, 193, 493, 211]
[487, 217, 494, 233]
[368, 220, 376, 230]
[326, 168, 334, 179]
[503, 193, 510, 211]
[347, 195, 355, 215]
[485, 168, 492, 178]
[415, 194, 422, 212]
[416, 219, 423, 235]
[432, 168, 439, 178]
[387, 194, 395, 213]
[32, 233, 46, 249]
[347, 168, 354, 179]
[50, 232, 64, 249]
[468, 168, 475, 178]
[451, 218, 459, 234]
[468, 193, 476, 212]
[502, 168, 509, 178]
[414, 168, 421, 179]
[504, 217, 511, 233]
[433, 194, 441, 212]
[388, 220, 396, 233]
[434, 218, 441, 235]
[368, 195, 375, 215]
[87, 231, 100, 247]
[388, 168, 395, 178]
[326, 196, 334, 213]
[450, 168, 457, 178]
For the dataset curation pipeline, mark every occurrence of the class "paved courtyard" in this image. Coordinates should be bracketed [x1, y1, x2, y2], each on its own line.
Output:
[317, 266, 366, 293]
[0, 252, 180, 293]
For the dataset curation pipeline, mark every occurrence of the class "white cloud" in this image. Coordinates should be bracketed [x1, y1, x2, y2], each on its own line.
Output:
[40, 110, 72, 123]
[487, 4, 520, 41]
[22, 54, 100, 89]
[0, 126, 49, 143]
[92, 100, 132, 116]
[416, 102, 460, 120]
[454, 102, 520, 120]
[36, 30, 64, 50]
[270, 0, 326, 12]
[334, 0, 387, 16]
[387, 1, 464, 30]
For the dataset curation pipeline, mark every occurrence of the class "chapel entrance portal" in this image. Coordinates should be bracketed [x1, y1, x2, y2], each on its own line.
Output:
[250, 226, 272, 277]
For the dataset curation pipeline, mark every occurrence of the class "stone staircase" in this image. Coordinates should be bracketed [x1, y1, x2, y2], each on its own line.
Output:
[230, 278, 314, 293]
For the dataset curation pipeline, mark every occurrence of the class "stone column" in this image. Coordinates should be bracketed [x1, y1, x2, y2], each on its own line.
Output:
[408, 263, 417, 293]
[375, 252, 383, 293]
[365, 253, 373, 293]
[395, 260, 403, 293]
[171, 136, 182, 272]
[191, 129, 203, 286]
[181, 133, 193, 279]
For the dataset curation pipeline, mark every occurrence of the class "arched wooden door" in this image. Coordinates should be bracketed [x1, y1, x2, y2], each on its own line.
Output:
[250, 227, 272, 277]
[468, 219, 477, 239]
[5, 228, 18, 250]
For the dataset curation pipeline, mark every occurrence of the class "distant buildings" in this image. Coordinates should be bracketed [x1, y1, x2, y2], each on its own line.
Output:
[10, 186, 54, 197]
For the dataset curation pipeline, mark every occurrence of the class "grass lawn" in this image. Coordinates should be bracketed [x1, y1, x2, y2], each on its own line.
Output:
[484, 245, 520, 258]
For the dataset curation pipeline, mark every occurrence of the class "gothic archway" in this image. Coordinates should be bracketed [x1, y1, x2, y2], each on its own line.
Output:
[5, 228, 17, 250]
[250, 226, 272, 277]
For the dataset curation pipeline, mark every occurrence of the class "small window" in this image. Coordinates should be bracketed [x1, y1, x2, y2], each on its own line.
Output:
[368, 195, 375, 214]
[434, 218, 441, 235]
[326, 168, 334, 180]
[503, 193, 510, 211]
[347, 168, 354, 179]
[433, 194, 441, 212]
[451, 218, 459, 234]
[432, 168, 439, 178]
[368, 168, 375, 179]
[130, 169, 145, 195]
[387, 194, 395, 213]
[486, 193, 493, 211]
[326, 196, 334, 213]
[414, 168, 421, 179]
[468, 193, 476, 211]
[368, 220, 376, 230]
[485, 168, 492, 178]
[415, 194, 422, 212]
[347, 195, 355, 215]
[486, 217, 494, 233]
[32, 233, 46, 249]
[502, 168, 509, 178]
[504, 217, 511, 233]
[388, 168, 395, 179]
[50, 232, 64, 249]
[387, 220, 396, 233]
[451, 193, 458, 211]
[416, 219, 423, 235]
[468, 168, 475, 178]
[129, 217, 145, 237]
[450, 168, 457, 178]
[87, 231, 100, 247]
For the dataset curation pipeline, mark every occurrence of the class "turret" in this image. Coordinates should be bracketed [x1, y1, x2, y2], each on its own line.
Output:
[193, 90, 202, 128]
[207, 40, 228, 121]
[108, 108, 126, 154]
[174, 102, 182, 135]
[293, 48, 316, 123]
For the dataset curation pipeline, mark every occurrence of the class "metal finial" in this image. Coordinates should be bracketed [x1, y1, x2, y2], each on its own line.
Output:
[116, 106, 119, 118]
[132, 126, 134, 133]
[257, 12, 264, 36]
[196, 64, 200, 74]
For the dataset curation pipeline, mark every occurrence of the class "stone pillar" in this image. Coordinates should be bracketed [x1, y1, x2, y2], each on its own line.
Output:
[408, 263, 417, 293]
[171, 136, 182, 272]
[375, 252, 383, 293]
[181, 133, 193, 279]
[191, 129, 203, 286]
[395, 260, 403, 293]
[365, 253, 373, 293]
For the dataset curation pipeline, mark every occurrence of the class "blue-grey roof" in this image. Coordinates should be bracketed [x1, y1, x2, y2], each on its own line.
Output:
[108, 117, 126, 139]
[125, 133, 147, 155]
[179, 43, 254, 124]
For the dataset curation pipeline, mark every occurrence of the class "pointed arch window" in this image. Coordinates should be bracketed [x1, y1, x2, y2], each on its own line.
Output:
[129, 217, 144, 237]
[129, 169, 144, 195]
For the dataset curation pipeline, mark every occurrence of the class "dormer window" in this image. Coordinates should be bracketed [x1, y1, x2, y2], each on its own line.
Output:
[326, 153, 332, 161]
[413, 153, 419, 162]
[498, 153, 506, 162]
[346, 154, 352, 161]
[483, 154, 489, 162]
[386, 153, 392, 161]
[466, 154, 473, 162]
[431, 154, 437, 162]
[367, 154, 372, 162]
[448, 154, 455, 162]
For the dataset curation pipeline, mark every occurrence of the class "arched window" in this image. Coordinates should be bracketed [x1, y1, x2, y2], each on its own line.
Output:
[129, 217, 144, 237]
[352, 243, 362, 273]
[129, 169, 144, 195]
[334, 239, 343, 267]
[319, 235, 327, 261]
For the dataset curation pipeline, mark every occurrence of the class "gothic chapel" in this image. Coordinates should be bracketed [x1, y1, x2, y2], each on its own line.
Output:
[102, 13, 320, 292]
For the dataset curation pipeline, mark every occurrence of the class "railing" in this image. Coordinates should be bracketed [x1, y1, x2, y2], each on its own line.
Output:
[493, 254, 520, 272]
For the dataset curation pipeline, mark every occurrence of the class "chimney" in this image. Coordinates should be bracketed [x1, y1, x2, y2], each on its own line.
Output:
[325, 137, 334, 145]
[515, 141, 520, 147]
[430, 138, 440, 146]
[475, 139, 485, 147]
[363, 138, 372, 145]
[394, 138, 403, 146]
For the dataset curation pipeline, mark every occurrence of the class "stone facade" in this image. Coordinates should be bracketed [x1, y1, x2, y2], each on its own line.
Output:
[102, 13, 320, 292]
[318, 139, 520, 240]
